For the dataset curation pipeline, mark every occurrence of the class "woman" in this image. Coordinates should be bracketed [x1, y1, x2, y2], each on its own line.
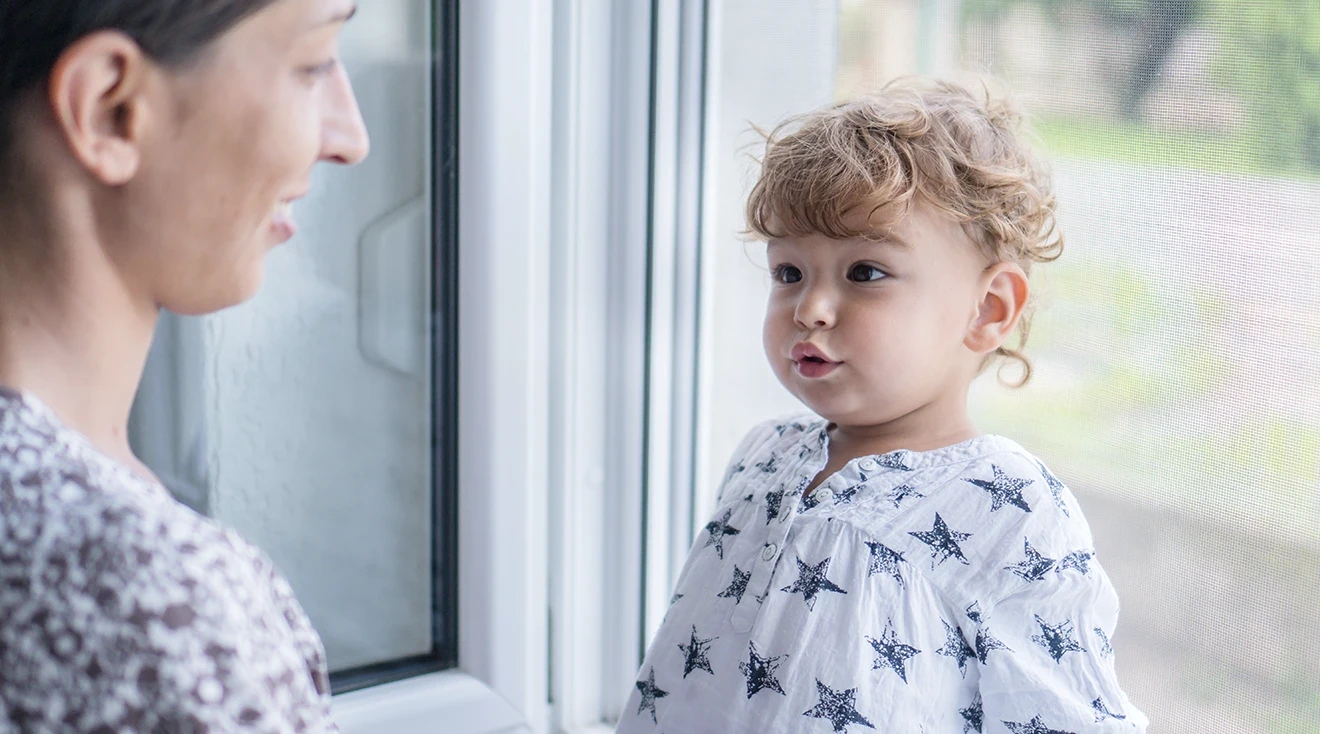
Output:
[0, 0, 369, 730]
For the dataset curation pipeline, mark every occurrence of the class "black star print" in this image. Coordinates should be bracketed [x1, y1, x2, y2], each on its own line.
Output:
[702, 508, 740, 560]
[755, 454, 780, 474]
[1032, 615, 1085, 664]
[886, 484, 924, 507]
[718, 566, 751, 604]
[1093, 627, 1113, 658]
[1091, 696, 1126, 722]
[781, 556, 848, 611]
[864, 541, 906, 588]
[776, 421, 808, 436]
[726, 460, 746, 480]
[959, 694, 983, 733]
[909, 513, 972, 568]
[975, 627, 1011, 664]
[1003, 715, 1077, 734]
[677, 625, 717, 678]
[966, 465, 1034, 513]
[634, 667, 668, 723]
[965, 601, 983, 624]
[738, 641, 786, 699]
[878, 451, 913, 471]
[1036, 460, 1070, 517]
[742, 493, 755, 502]
[754, 590, 769, 605]
[866, 620, 921, 683]
[1005, 538, 1057, 582]
[669, 592, 683, 605]
[936, 619, 976, 678]
[802, 679, 875, 732]
[794, 476, 811, 495]
[798, 489, 822, 513]
[834, 485, 861, 504]
[764, 485, 786, 524]
[1058, 549, 1094, 576]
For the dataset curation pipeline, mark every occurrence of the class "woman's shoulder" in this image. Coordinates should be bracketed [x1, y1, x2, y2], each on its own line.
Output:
[0, 391, 331, 730]
[0, 385, 286, 630]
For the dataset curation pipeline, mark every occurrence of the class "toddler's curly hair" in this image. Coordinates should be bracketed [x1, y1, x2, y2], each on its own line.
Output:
[745, 77, 1063, 385]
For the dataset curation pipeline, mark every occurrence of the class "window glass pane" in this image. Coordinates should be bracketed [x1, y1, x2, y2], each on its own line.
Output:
[130, 0, 440, 676]
[838, 0, 1314, 730]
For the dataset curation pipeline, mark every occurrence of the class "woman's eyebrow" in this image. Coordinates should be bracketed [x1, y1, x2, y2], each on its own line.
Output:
[316, 3, 358, 27]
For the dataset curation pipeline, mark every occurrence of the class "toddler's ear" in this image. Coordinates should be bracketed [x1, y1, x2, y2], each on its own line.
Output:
[965, 263, 1029, 355]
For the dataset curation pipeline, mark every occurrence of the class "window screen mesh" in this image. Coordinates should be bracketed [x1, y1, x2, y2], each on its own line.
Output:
[837, 1, 1318, 730]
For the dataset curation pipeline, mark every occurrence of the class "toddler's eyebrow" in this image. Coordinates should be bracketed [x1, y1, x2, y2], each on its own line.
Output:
[865, 231, 912, 249]
[766, 234, 911, 247]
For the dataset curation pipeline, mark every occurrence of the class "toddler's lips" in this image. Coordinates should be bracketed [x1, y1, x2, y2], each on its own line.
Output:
[791, 342, 840, 378]
[795, 358, 840, 378]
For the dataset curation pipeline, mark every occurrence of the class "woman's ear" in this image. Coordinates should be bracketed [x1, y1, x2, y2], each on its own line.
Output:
[46, 30, 153, 186]
[965, 262, 1030, 355]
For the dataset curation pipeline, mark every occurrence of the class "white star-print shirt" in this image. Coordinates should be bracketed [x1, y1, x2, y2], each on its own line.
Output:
[0, 386, 338, 732]
[618, 416, 1148, 734]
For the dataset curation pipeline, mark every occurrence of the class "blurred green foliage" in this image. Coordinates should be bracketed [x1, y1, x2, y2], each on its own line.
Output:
[963, 0, 1320, 176]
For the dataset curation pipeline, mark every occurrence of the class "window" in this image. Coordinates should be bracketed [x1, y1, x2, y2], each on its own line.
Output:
[694, 1, 1320, 732]
[130, 0, 458, 697]
[128, 0, 661, 730]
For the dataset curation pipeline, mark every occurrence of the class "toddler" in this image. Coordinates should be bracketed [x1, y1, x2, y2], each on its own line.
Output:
[617, 79, 1147, 733]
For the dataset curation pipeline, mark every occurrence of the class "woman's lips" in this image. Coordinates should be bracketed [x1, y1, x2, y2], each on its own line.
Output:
[270, 201, 298, 243]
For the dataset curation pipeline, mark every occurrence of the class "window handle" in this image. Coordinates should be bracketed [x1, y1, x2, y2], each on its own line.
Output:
[357, 195, 429, 378]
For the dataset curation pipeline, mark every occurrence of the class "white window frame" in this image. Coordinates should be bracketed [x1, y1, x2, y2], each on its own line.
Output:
[333, 0, 711, 730]
[544, 0, 650, 730]
[546, 0, 712, 730]
[334, 0, 555, 730]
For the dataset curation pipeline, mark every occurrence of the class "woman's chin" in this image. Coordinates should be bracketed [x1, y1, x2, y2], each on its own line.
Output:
[161, 270, 267, 316]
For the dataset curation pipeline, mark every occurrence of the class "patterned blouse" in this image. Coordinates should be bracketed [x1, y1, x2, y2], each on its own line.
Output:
[0, 386, 338, 733]
[618, 417, 1147, 734]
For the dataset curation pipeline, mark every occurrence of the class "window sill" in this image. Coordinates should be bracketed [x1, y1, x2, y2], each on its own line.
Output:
[333, 671, 530, 734]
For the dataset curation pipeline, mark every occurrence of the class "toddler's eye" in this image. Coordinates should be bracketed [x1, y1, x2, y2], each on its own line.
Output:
[848, 263, 887, 282]
[772, 264, 803, 284]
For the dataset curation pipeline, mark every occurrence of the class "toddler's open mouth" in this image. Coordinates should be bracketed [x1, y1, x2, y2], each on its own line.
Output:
[791, 342, 841, 378]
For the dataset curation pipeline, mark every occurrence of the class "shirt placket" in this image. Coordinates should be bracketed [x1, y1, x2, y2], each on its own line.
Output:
[729, 447, 825, 633]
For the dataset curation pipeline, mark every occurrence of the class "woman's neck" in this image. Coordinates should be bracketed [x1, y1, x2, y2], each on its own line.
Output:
[0, 202, 159, 469]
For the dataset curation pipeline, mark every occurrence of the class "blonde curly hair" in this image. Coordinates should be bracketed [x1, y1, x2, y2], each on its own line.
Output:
[745, 77, 1062, 386]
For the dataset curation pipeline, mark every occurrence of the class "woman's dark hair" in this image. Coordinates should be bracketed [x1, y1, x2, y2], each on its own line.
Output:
[0, 0, 279, 165]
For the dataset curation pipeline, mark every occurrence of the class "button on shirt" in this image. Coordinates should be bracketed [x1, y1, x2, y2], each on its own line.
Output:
[618, 417, 1147, 734]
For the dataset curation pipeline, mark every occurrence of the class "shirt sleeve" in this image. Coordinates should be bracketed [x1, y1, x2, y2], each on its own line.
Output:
[975, 563, 1148, 733]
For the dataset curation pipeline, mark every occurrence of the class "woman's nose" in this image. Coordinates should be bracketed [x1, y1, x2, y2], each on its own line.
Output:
[320, 63, 371, 166]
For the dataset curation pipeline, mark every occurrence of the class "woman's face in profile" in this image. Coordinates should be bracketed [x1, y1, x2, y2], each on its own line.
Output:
[115, 0, 369, 315]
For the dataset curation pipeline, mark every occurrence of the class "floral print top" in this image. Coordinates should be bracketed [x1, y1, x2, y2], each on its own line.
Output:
[0, 386, 337, 733]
